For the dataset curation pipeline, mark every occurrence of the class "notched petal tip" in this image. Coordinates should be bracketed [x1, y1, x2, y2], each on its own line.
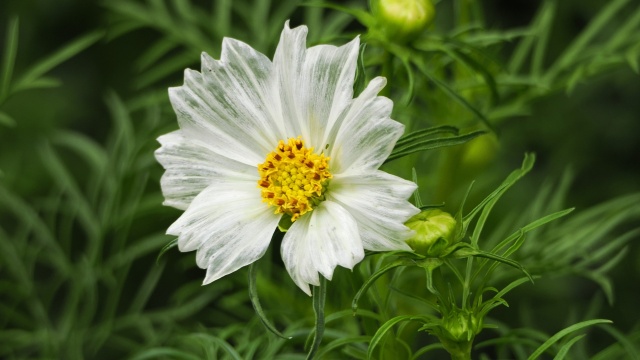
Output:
[200, 52, 219, 72]
[282, 19, 308, 36]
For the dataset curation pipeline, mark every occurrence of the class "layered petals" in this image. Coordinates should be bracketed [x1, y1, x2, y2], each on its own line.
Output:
[329, 77, 404, 174]
[281, 201, 364, 295]
[169, 38, 281, 166]
[328, 171, 419, 252]
[155, 130, 257, 210]
[167, 180, 281, 284]
[274, 21, 360, 147]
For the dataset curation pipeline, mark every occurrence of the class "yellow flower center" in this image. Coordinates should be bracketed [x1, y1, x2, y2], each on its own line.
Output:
[258, 137, 332, 222]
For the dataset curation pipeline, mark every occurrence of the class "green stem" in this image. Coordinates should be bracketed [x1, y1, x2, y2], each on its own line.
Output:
[440, 337, 472, 360]
[380, 50, 392, 97]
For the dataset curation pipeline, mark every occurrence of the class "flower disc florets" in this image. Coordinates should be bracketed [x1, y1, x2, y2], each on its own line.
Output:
[258, 138, 332, 221]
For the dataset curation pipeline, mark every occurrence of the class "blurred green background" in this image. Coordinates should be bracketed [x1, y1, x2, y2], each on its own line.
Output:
[1, 0, 638, 359]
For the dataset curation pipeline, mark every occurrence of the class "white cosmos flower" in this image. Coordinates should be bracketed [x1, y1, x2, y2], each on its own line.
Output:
[155, 21, 420, 295]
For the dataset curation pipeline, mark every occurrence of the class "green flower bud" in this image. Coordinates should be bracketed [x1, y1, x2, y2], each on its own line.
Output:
[420, 306, 483, 359]
[371, 0, 436, 42]
[441, 307, 482, 342]
[405, 209, 457, 257]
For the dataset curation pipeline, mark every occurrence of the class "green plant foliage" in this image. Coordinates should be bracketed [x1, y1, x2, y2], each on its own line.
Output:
[1, 0, 639, 359]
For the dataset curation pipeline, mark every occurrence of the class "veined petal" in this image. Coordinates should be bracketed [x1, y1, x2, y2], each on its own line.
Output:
[169, 38, 281, 166]
[329, 77, 404, 174]
[281, 201, 364, 295]
[155, 130, 257, 210]
[167, 180, 281, 284]
[273, 21, 307, 138]
[274, 21, 360, 147]
[328, 171, 419, 252]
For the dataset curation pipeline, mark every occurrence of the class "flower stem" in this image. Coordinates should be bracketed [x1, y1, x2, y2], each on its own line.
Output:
[440, 338, 472, 360]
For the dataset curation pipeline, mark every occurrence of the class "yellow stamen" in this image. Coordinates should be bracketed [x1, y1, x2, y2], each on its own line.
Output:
[258, 137, 332, 222]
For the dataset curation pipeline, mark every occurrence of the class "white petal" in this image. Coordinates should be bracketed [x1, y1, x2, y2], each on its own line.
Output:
[167, 180, 281, 284]
[327, 171, 419, 252]
[273, 21, 307, 138]
[329, 77, 404, 174]
[169, 38, 281, 166]
[273, 21, 360, 147]
[281, 201, 364, 295]
[155, 130, 257, 210]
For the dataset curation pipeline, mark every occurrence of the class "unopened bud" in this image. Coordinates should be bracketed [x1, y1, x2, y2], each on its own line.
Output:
[372, 0, 436, 42]
[442, 307, 482, 342]
[405, 209, 457, 256]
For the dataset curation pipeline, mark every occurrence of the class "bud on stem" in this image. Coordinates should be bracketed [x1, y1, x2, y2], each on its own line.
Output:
[371, 0, 436, 42]
[405, 209, 457, 257]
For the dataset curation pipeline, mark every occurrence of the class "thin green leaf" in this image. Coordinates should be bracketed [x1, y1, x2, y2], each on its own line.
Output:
[248, 262, 291, 339]
[214, 0, 232, 36]
[411, 168, 423, 208]
[456, 247, 533, 282]
[303, 1, 375, 27]
[386, 130, 486, 163]
[509, 5, 544, 74]
[439, 44, 500, 105]
[0, 111, 16, 127]
[463, 153, 535, 235]
[105, 91, 134, 165]
[545, 0, 629, 81]
[210, 335, 245, 360]
[313, 336, 370, 359]
[395, 125, 459, 147]
[0, 185, 68, 274]
[626, 45, 640, 73]
[352, 259, 411, 314]
[128, 262, 166, 314]
[156, 238, 178, 264]
[527, 319, 613, 360]
[400, 57, 416, 105]
[553, 334, 586, 360]
[367, 315, 428, 360]
[1, 16, 19, 102]
[136, 38, 179, 71]
[415, 63, 495, 131]
[598, 324, 640, 360]
[411, 343, 447, 360]
[51, 130, 108, 174]
[389, 285, 439, 311]
[566, 65, 586, 94]
[15, 30, 104, 89]
[577, 228, 639, 270]
[464, 28, 532, 47]
[129, 348, 201, 360]
[172, 0, 202, 27]
[479, 277, 533, 317]
[532, 0, 556, 78]
[592, 330, 640, 360]
[325, 308, 382, 324]
[11, 76, 62, 93]
[595, 6, 640, 74]
[491, 208, 574, 255]
[135, 51, 197, 89]
[38, 142, 100, 241]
